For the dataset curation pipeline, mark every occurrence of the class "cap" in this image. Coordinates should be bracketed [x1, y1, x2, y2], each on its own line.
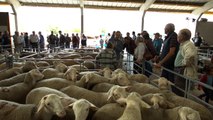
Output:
[154, 32, 160, 36]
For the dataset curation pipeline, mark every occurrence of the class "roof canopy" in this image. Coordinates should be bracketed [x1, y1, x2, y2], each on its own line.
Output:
[1, 0, 208, 14]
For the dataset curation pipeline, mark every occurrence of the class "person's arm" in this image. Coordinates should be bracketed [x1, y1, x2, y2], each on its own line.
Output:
[182, 43, 197, 66]
[155, 47, 176, 68]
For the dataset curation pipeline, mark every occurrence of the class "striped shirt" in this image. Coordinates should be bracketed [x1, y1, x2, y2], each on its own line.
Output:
[95, 48, 118, 70]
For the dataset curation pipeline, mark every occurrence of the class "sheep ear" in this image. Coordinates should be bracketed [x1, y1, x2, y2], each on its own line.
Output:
[89, 103, 98, 111]
[123, 86, 132, 92]
[152, 79, 159, 84]
[116, 98, 127, 106]
[140, 100, 151, 109]
[166, 100, 175, 108]
[167, 81, 175, 86]
[37, 96, 47, 113]
[63, 71, 69, 79]
[67, 103, 74, 109]
[152, 103, 160, 109]
[186, 112, 200, 120]
[60, 97, 76, 107]
[85, 74, 91, 83]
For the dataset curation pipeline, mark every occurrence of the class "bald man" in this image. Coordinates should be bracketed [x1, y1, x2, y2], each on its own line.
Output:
[155, 23, 179, 83]
[173, 28, 198, 97]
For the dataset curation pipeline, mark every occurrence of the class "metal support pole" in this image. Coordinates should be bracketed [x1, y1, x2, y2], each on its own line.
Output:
[10, 4, 18, 31]
[141, 11, 146, 32]
[81, 7, 84, 34]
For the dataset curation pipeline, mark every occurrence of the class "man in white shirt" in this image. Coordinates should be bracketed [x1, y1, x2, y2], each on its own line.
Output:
[173, 28, 198, 97]
[30, 31, 39, 52]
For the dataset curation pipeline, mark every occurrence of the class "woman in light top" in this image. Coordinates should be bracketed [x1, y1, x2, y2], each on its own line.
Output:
[133, 36, 146, 74]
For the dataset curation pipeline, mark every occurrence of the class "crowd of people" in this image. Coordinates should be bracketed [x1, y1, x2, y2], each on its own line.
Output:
[95, 23, 211, 99]
[0, 23, 212, 99]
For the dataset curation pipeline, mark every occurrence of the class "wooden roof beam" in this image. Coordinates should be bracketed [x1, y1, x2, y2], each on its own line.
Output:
[139, 0, 156, 11]
[192, 1, 213, 15]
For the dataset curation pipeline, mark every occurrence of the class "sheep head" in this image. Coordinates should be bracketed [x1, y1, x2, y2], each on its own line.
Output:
[37, 94, 66, 118]
[22, 61, 37, 72]
[64, 67, 79, 82]
[24, 69, 44, 84]
[152, 77, 174, 90]
[99, 67, 112, 78]
[107, 85, 130, 102]
[111, 73, 131, 86]
[67, 99, 98, 120]
[150, 93, 175, 109]
[178, 107, 201, 120]
[116, 92, 151, 109]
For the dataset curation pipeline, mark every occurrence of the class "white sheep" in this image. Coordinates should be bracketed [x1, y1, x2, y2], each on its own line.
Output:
[35, 61, 50, 67]
[69, 64, 88, 72]
[116, 92, 151, 120]
[53, 61, 68, 73]
[26, 87, 74, 105]
[42, 68, 64, 79]
[99, 67, 112, 78]
[91, 82, 160, 96]
[111, 68, 128, 78]
[21, 61, 38, 73]
[91, 83, 115, 92]
[0, 62, 23, 70]
[128, 74, 148, 83]
[152, 77, 174, 90]
[66, 99, 98, 120]
[60, 85, 130, 107]
[92, 103, 125, 120]
[63, 67, 79, 82]
[35, 78, 73, 90]
[0, 67, 22, 80]
[82, 60, 96, 69]
[0, 94, 66, 120]
[92, 95, 201, 120]
[144, 91, 212, 120]
[0, 73, 27, 87]
[0, 69, 44, 103]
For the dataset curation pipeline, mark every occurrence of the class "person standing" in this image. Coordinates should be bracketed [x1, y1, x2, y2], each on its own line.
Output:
[24, 32, 29, 51]
[142, 31, 157, 77]
[109, 31, 123, 61]
[132, 31, 136, 41]
[95, 42, 117, 70]
[76, 33, 80, 48]
[2, 31, 11, 52]
[133, 36, 146, 74]
[192, 32, 202, 47]
[30, 31, 39, 52]
[72, 33, 78, 49]
[153, 32, 163, 55]
[47, 31, 56, 52]
[99, 35, 104, 49]
[173, 28, 198, 97]
[13, 31, 22, 53]
[65, 34, 71, 48]
[38, 31, 45, 51]
[59, 31, 66, 49]
[81, 34, 87, 47]
[154, 23, 179, 83]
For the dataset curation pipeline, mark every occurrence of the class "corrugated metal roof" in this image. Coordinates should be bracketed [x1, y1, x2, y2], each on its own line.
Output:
[2, 0, 211, 14]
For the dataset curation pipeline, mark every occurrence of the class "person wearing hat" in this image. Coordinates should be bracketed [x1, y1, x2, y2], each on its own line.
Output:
[153, 32, 163, 55]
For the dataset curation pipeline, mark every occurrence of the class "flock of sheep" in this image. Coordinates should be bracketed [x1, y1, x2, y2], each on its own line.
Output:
[0, 51, 212, 120]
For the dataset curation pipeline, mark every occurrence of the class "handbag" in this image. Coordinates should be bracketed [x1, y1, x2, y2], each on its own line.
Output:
[143, 45, 153, 61]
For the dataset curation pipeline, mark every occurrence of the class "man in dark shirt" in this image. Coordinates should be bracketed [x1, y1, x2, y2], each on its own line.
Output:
[154, 23, 179, 82]
[123, 32, 136, 55]
[192, 32, 202, 47]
